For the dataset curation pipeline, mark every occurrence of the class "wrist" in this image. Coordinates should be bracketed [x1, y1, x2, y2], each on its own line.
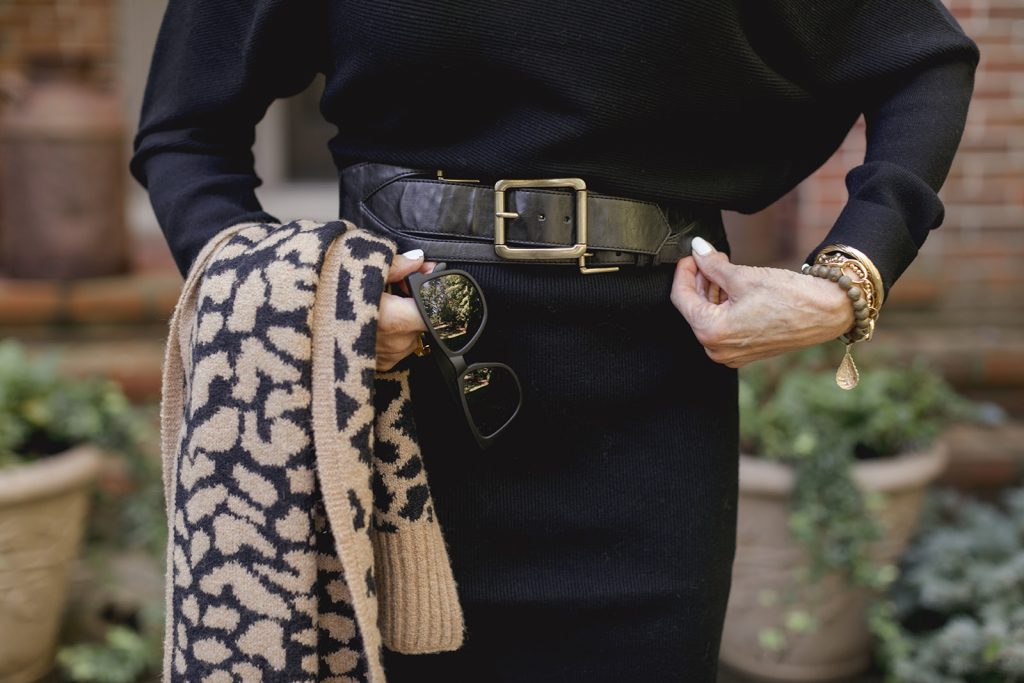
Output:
[827, 281, 857, 337]
[802, 249, 881, 343]
[808, 275, 856, 338]
[799, 249, 882, 390]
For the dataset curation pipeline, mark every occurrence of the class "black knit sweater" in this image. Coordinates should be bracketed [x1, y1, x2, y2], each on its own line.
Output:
[129, 0, 978, 298]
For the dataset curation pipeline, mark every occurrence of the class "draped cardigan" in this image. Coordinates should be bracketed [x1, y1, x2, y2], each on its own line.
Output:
[160, 218, 464, 682]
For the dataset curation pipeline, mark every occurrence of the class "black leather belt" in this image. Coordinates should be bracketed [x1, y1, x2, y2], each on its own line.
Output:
[338, 161, 729, 273]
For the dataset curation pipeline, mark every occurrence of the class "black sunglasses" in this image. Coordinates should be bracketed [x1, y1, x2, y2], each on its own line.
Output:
[391, 263, 522, 450]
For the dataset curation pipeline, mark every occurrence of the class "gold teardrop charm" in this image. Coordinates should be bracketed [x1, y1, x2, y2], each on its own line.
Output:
[836, 342, 859, 390]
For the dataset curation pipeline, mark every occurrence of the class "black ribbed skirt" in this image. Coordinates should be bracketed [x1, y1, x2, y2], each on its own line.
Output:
[380, 256, 740, 683]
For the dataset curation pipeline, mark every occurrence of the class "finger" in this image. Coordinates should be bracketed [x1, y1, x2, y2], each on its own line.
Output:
[398, 259, 437, 295]
[676, 255, 699, 279]
[696, 270, 709, 300]
[386, 249, 426, 283]
[378, 292, 428, 334]
[377, 328, 419, 353]
[376, 348, 415, 374]
[671, 257, 712, 321]
[690, 237, 740, 292]
[693, 251, 738, 291]
[708, 281, 721, 305]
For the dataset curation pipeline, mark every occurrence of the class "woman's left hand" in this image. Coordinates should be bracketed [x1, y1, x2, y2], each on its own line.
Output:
[670, 238, 856, 368]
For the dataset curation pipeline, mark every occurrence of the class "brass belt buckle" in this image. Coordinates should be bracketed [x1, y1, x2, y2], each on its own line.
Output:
[493, 178, 619, 275]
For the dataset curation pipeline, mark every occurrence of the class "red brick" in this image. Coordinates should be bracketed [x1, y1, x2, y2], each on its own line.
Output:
[982, 348, 1024, 386]
[939, 181, 1012, 204]
[64, 273, 181, 324]
[0, 0, 115, 77]
[0, 277, 61, 324]
[989, 5, 1024, 20]
[882, 278, 941, 308]
[788, 0, 1024, 350]
[945, 204, 1024, 229]
[972, 72, 1017, 98]
[944, 231, 1024, 253]
[959, 127, 1022, 152]
[946, 4, 974, 19]
[64, 277, 148, 323]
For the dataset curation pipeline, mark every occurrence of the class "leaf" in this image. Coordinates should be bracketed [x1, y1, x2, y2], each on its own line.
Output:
[758, 627, 787, 653]
[784, 609, 817, 634]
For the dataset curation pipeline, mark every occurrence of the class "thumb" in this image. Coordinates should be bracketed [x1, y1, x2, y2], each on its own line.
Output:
[690, 237, 738, 290]
[670, 255, 712, 321]
[387, 248, 427, 283]
[379, 291, 428, 333]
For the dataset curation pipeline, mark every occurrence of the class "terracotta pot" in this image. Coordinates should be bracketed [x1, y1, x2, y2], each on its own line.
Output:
[720, 441, 949, 682]
[0, 445, 102, 683]
[0, 54, 129, 278]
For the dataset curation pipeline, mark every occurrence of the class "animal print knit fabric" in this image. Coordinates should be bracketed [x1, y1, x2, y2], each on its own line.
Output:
[159, 218, 465, 682]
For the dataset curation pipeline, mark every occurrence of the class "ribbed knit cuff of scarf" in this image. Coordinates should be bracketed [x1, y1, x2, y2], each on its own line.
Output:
[159, 218, 464, 683]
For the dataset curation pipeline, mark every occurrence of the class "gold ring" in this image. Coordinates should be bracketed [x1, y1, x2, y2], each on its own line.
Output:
[413, 332, 430, 357]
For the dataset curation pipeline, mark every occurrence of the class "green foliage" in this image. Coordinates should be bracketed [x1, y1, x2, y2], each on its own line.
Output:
[740, 347, 978, 579]
[0, 338, 164, 554]
[56, 626, 154, 683]
[740, 346, 978, 464]
[873, 487, 1024, 683]
[0, 339, 146, 467]
[0, 338, 166, 680]
[738, 345, 981, 651]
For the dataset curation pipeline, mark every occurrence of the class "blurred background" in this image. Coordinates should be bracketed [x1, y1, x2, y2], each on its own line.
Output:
[0, 0, 1020, 681]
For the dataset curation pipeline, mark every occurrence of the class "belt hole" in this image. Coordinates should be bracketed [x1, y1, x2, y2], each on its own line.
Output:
[563, 216, 571, 223]
[538, 213, 546, 221]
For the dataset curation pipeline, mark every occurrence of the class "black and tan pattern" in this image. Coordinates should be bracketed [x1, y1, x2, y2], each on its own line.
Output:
[159, 218, 464, 683]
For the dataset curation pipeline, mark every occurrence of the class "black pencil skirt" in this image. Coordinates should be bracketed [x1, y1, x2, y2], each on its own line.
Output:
[379, 254, 740, 683]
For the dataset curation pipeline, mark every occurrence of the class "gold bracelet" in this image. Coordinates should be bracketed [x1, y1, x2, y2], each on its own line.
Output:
[800, 245, 884, 390]
[820, 243, 886, 313]
[806, 246, 882, 342]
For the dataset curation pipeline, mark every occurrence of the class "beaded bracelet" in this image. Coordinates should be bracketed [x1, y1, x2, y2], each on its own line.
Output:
[800, 245, 883, 390]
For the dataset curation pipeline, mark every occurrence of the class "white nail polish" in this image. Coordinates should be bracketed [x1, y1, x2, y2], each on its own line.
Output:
[401, 249, 424, 260]
[691, 236, 714, 256]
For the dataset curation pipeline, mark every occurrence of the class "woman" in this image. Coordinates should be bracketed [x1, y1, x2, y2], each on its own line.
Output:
[130, 1, 978, 680]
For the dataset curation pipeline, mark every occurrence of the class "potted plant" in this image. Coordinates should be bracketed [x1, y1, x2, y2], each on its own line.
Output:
[0, 339, 149, 683]
[871, 485, 1024, 682]
[719, 345, 979, 681]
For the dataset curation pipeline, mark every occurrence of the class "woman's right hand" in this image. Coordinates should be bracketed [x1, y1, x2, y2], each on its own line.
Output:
[377, 249, 436, 371]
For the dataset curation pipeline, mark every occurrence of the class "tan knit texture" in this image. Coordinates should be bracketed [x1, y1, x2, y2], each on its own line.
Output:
[160, 219, 464, 682]
[371, 370, 464, 653]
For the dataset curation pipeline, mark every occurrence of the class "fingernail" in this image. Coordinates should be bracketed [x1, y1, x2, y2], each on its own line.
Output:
[401, 249, 424, 260]
[691, 236, 715, 256]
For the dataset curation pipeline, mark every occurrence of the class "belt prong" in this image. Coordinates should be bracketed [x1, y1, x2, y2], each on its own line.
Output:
[578, 252, 620, 275]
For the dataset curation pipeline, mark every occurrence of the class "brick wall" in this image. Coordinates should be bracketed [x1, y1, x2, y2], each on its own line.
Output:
[0, 0, 116, 87]
[792, 0, 1024, 327]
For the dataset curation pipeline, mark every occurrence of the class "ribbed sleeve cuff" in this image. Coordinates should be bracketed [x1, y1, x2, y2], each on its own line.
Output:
[372, 528, 465, 654]
[802, 197, 921, 304]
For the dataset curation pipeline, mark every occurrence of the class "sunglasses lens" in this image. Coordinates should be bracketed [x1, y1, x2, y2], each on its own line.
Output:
[418, 273, 485, 354]
[461, 365, 521, 438]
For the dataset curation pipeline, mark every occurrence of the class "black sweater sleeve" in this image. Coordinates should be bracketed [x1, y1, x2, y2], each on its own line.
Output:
[766, 0, 980, 302]
[129, 0, 327, 278]
[801, 57, 977, 302]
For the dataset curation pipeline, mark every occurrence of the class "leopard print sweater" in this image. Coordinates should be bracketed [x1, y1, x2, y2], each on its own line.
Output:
[159, 218, 465, 682]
